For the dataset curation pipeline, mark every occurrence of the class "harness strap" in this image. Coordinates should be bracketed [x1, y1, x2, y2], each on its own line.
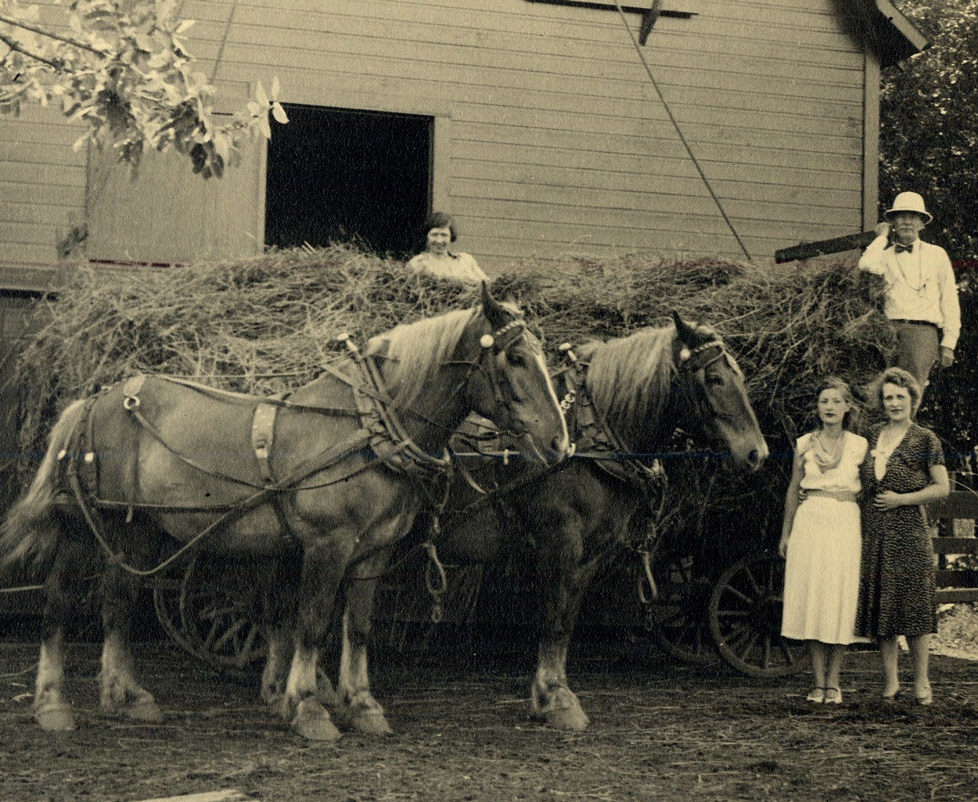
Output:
[121, 376, 146, 523]
[151, 373, 360, 417]
[331, 338, 452, 483]
[249, 399, 303, 551]
[251, 401, 278, 483]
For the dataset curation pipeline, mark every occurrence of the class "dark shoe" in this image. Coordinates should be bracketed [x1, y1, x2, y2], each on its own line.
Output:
[806, 687, 825, 703]
[824, 687, 843, 705]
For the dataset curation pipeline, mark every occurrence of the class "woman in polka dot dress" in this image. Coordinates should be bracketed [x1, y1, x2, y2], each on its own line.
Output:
[856, 367, 949, 705]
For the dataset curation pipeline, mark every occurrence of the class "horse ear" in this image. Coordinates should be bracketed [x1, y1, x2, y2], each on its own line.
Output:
[671, 310, 696, 346]
[480, 281, 507, 326]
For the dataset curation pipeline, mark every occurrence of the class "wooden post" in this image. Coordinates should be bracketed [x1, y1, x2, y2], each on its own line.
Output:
[774, 231, 876, 263]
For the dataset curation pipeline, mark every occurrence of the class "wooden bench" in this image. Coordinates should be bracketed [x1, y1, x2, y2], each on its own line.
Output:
[929, 489, 978, 603]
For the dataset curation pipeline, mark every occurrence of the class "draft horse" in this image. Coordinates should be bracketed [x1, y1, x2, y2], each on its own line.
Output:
[430, 312, 768, 729]
[0, 286, 569, 740]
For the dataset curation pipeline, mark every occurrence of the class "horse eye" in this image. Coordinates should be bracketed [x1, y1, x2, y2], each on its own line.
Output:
[705, 373, 724, 388]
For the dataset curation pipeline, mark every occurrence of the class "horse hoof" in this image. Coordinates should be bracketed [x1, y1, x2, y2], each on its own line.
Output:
[35, 703, 76, 732]
[293, 698, 341, 742]
[545, 704, 590, 731]
[124, 699, 164, 723]
[350, 709, 393, 736]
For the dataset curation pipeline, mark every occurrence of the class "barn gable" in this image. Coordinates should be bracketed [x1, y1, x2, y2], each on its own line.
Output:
[0, 0, 925, 280]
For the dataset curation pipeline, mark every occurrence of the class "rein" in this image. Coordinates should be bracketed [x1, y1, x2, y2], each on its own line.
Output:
[61, 311, 537, 580]
[438, 331, 734, 600]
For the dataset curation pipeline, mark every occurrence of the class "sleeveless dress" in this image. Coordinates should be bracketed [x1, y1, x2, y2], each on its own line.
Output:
[781, 431, 869, 644]
[855, 423, 943, 639]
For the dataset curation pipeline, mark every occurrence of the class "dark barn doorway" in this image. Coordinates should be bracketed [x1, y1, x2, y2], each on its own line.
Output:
[265, 105, 432, 257]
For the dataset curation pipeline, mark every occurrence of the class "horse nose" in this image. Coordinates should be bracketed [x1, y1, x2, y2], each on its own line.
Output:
[748, 445, 768, 470]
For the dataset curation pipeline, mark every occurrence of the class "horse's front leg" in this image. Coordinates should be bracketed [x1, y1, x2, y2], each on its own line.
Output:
[280, 537, 350, 741]
[530, 514, 601, 731]
[260, 625, 292, 707]
[335, 553, 393, 735]
[99, 541, 163, 723]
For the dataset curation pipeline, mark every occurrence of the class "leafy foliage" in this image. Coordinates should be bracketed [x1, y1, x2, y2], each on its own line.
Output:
[0, 0, 288, 178]
[880, 1, 978, 260]
[878, 2, 978, 465]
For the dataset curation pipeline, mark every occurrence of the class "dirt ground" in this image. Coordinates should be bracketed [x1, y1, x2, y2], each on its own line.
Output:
[1, 609, 977, 802]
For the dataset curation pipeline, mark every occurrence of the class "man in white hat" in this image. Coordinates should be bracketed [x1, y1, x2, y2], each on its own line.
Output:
[858, 191, 960, 389]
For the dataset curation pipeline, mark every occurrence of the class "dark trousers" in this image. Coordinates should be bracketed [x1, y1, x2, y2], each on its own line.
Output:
[892, 321, 940, 389]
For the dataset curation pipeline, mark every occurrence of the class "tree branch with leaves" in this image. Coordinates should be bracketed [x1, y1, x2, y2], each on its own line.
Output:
[0, 0, 288, 178]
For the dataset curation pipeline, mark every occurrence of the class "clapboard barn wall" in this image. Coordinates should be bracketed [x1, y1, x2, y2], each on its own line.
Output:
[0, 0, 896, 273]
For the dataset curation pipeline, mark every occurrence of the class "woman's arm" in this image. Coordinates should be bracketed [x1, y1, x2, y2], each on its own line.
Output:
[872, 464, 950, 509]
[778, 448, 804, 558]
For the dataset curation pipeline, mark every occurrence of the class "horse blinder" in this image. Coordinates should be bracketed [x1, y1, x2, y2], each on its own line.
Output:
[473, 318, 530, 431]
[675, 339, 732, 425]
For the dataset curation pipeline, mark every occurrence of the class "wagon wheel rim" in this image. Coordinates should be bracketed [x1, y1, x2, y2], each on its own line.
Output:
[153, 554, 266, 674]
[708, 550, 808, 678]
[648, 553, 719, 664]
[153, 556, 206, 663]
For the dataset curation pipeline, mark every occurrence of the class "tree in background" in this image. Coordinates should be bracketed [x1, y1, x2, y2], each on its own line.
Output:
[881, 1, 978, 471]
[0, 0, 288, 178]
[880, 0, 978, 261]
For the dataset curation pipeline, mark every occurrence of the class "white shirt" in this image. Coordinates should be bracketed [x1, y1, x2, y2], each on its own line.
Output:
[407, 251, 488, 285]
[858, 235, 961, 350]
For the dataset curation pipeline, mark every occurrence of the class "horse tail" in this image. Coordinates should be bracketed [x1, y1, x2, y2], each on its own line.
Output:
[0, 399, 86, 580]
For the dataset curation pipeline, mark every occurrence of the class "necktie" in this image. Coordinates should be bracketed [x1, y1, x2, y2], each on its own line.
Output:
[894, 242, 914, 254]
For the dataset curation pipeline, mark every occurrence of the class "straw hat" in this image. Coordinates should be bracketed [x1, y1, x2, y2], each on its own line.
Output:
[884, 191, 933, 224]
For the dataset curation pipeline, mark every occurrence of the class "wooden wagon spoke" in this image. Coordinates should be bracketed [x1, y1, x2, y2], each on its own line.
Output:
[211, 617, 249, 653]
[714, 608, 750, 619]
[718, 584, 752, 606]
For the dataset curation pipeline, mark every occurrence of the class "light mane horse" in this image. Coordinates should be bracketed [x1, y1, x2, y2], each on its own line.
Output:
[429, 312, 768, 729]
[0, 287, 569, 741]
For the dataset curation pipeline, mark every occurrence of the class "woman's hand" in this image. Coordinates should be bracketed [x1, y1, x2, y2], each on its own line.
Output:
[778, 535, 789, 559]
[873, 490, 904, 510]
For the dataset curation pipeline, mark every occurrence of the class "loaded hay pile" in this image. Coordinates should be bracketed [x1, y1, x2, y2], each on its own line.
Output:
[3, 245, 896, 640]
[11, 244, 892, 461]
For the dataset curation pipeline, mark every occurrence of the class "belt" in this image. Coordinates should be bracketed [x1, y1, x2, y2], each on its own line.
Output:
[803, 489, 857, 503]
[890, 319, 940, 330]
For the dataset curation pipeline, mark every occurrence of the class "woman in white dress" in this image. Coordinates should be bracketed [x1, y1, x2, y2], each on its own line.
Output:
[779, 377, 868, 704]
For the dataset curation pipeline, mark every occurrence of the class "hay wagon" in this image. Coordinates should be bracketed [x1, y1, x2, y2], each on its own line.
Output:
[137, 466, 978, 681]
[4, 440, 976, 681]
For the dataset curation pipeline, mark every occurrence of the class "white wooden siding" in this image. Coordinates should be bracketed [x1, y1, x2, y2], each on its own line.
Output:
[0, 102, 87, 266]
[0, 0, 876, 273]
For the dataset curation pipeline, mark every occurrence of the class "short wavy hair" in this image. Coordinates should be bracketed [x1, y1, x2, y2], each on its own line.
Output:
[424, 211, 457, 242]
[869, 366, 922, 417]
[814, 375, 859, 430]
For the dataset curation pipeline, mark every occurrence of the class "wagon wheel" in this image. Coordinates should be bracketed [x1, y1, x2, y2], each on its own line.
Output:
[708, 551, 808, 677]
[647, 553, 718, 664]
[153, 554, 267, 674]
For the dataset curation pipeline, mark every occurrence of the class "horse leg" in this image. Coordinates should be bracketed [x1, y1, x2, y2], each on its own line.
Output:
[98, 528, 163, 722]
[279, 540, 350, 741]
[260, 625, 292, 706]
[257, 554, 338, 711]
[530, 519, 600, 731]
[33, 537, 90, 732]
[336, 559, 392, 735]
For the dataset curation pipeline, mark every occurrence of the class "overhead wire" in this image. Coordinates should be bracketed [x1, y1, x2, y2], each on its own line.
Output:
[612, 3, 752, 259]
